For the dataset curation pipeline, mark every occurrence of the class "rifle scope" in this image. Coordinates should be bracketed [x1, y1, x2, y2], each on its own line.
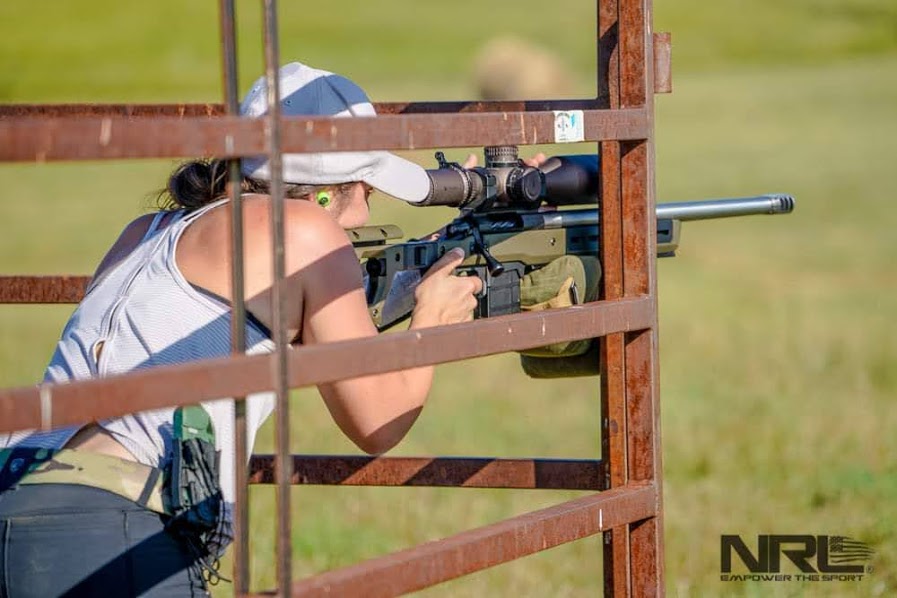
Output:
[418, 145, 599, 210]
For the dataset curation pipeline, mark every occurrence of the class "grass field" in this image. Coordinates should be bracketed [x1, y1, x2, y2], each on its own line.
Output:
[2, 1, 896, 596]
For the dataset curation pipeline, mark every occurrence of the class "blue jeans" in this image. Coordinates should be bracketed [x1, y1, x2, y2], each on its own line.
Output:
[0, 484, 210, 597]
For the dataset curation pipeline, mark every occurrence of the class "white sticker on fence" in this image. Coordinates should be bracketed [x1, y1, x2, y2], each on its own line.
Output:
[553, 110, 585, 143]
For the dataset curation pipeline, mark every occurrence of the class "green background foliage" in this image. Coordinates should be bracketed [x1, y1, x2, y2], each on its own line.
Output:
[1, 1, 896, 595]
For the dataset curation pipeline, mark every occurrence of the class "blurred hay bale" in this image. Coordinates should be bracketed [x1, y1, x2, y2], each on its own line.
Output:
[473, 36, 576, 100]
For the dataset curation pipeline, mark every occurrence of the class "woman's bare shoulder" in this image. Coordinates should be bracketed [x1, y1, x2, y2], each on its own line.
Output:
[91, 212, 167, 280]
[287, 200, 348, 240]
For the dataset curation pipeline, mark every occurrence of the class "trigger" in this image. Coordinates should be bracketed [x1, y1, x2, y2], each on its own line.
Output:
[458, 268, 485, 298]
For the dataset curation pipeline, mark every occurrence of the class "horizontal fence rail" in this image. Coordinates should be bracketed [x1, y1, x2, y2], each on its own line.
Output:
[247, 482, 657, 598]
[0, 276, 90, 303]
[0, 296, 653, 434]
[0, 109, 650, 162]
[0, 100, 610, 119]
[248, 455, 604, 490]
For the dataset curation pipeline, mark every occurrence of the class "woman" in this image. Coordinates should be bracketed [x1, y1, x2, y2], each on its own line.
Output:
[0, 62, 480, 596]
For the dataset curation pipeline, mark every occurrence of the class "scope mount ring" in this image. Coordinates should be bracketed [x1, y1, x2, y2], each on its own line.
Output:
[434, 151, 474, 207]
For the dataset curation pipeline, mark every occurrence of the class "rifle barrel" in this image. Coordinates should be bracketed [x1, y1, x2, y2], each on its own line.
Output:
[536, 194, 795, 229]
[655, 194, 794, 221]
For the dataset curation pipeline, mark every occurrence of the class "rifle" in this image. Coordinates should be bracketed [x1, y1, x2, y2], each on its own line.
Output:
[352, 146, 795, 331]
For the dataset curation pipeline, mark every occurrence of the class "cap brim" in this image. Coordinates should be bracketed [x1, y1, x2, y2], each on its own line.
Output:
[364, 152, 431, 204]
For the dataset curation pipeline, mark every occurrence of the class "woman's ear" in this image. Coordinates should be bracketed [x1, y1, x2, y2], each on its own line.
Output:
[297, 189, 318, 203]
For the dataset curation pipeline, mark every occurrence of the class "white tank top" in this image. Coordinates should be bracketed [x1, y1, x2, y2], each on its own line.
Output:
[1, 200, 276, 541]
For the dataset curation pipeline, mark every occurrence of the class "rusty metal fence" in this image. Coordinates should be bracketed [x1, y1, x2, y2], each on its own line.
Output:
[0, 0, 668, 594]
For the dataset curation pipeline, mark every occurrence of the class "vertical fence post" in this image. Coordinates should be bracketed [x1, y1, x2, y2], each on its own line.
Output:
[217, 0, 252, 592]
[619, 0, 665, 594]
[600, 0, 664, 594]
[261, 0, 293, 594]
[598, 0, 633, 593]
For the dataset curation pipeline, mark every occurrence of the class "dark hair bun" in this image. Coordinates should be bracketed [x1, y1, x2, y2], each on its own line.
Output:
[165, 160, 228, 211]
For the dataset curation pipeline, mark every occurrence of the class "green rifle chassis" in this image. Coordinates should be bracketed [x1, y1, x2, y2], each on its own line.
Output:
[354, 194, 794, 330]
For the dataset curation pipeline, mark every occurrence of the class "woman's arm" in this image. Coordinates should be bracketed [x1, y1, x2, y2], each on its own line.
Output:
[287, 203, 479, 454]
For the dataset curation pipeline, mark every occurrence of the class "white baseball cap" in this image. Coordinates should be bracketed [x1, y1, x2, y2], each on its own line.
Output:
[240, 62, 431, 204]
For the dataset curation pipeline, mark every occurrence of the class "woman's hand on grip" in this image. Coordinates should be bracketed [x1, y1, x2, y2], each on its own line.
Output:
[411, 248, 483, 328]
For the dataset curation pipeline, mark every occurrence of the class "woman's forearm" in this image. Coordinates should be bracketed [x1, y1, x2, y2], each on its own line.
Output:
[318, 363, 434, 454]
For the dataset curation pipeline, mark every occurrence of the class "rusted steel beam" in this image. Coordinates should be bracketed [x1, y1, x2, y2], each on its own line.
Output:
[619, 0, 647, 110]
[0, 108, 650, 163]
[248, 456, 603, 490]
[598, 140, 626, 500]
[620, 0, 665, 593]
[621, 139, 664, 595]
[0, 296, 653, 435]
[0, 99, 606, 119]
[0, 276, 90, 304]
[621, 141, 649, 294]
[598, 0, 632, 592]
[624, 331, 662, 596]
[256, 482, 657, 598]
[217, 0, 250, 591]
[259, 1, 293, 592]
[597, 0, 620, 112]
[0, 104, 224, 118]
[599, 140, 631, 595]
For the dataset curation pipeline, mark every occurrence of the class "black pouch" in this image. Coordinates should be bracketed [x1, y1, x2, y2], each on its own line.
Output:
[163, 405, 227, 583]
